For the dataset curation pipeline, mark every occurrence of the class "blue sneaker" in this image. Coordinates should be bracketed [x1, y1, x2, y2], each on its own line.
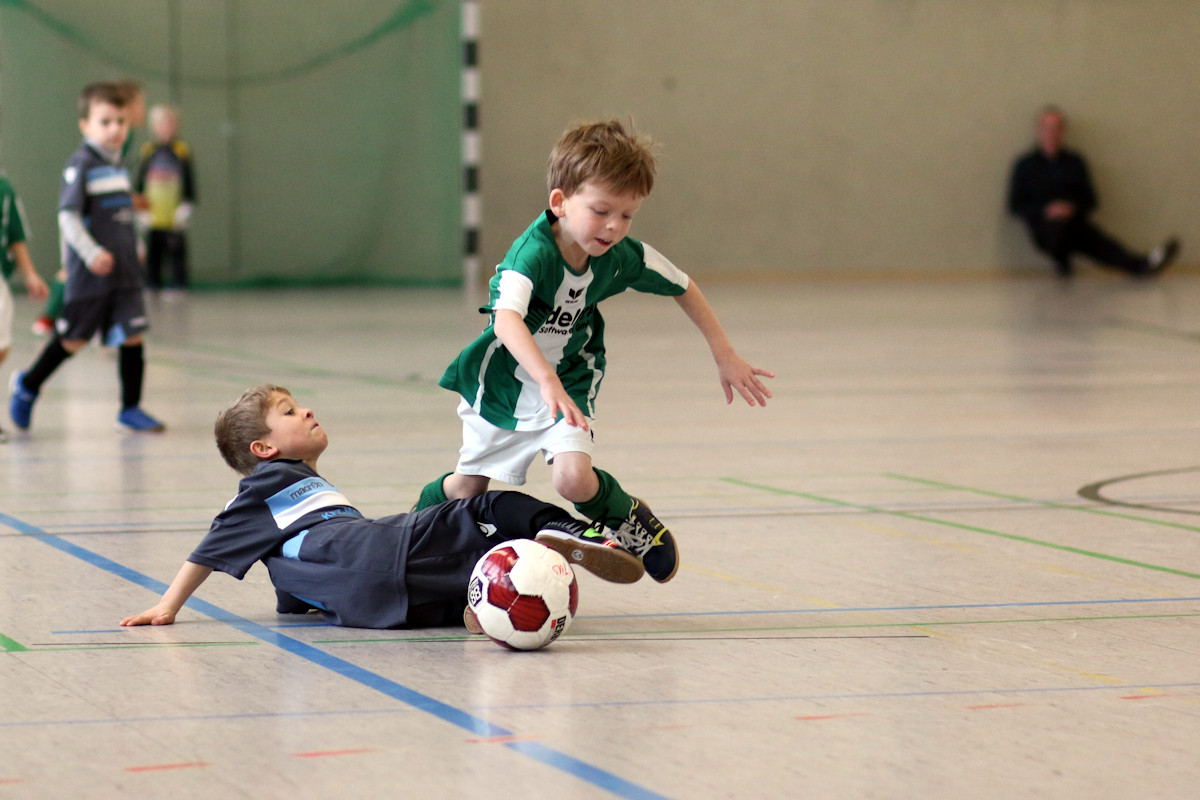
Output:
[116, 407, 166, 433]
[9, 371, 37, 430]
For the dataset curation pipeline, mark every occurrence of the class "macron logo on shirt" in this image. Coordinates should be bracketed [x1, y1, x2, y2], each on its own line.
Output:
[266, 477, 355, 530]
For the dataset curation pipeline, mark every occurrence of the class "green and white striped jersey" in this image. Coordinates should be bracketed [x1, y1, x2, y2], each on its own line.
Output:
[440, 211, 689, 431]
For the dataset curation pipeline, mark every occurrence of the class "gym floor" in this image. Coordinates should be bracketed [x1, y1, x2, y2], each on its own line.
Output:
[2, 274, 1199, 799]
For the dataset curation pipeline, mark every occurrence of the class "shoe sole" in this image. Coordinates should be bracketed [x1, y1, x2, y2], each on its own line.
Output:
[463, 605, 484, 634]
[535, 533, 645, 584]
[115, 422, 167, 433]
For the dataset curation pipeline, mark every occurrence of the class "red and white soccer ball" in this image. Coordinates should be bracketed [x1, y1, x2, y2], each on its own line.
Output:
[467, 539, 579, 651]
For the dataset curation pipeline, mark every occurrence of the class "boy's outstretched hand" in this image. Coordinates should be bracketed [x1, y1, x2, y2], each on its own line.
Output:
[120, 605, 177, 627]
[716, 351, 774, 407]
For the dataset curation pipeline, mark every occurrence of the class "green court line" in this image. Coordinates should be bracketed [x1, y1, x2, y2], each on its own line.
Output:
[2, 642, 253, 652]
[886, 473, 1200, 533]
[722, 478, 1200, 580]
[0, 633, 29, 652]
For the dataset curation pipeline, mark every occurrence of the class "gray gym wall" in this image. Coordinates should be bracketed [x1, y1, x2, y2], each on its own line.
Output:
[482, 0, 1197, 279]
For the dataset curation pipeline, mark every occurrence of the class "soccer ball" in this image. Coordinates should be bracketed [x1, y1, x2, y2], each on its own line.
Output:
[467, 539, 579, 651]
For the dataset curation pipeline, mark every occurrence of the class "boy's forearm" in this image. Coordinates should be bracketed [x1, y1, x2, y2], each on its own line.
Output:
[674, 280, 735, 357]
[58, 209, 104, 266]
[160, 561, 214, 614]
[8, 241, 37, 278]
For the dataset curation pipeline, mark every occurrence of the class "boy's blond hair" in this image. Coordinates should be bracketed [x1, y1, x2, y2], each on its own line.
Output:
[149, 104, 179, 128]
[215, 384, 290, 475]
[547, 118, 656, 198]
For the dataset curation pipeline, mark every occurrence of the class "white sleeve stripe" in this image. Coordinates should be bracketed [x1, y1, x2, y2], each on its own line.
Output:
[493, 270, 535, 316]
[641, 242, 689, 290]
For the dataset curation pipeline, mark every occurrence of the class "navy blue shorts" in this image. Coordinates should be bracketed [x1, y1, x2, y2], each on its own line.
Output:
[58, 288, 148, 345]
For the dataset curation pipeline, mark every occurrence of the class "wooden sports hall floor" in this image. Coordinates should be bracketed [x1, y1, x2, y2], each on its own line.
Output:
[2, 273, 1199, 799]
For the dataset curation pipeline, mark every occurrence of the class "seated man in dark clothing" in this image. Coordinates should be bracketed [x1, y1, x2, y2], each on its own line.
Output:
[1008, 105, 1178, 278]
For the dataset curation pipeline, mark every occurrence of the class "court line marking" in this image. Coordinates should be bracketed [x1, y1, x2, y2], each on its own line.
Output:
[721, 479, 1200, 580]
[0, 511, 668, 800]
[1078, 467, 1200, 517]
[469, 680, 1200, 710]
[588, 595, 1200, 619]
[887, 473, 1200, 530]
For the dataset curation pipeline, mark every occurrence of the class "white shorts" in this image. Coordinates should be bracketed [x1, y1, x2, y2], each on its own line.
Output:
[0, 278, 13, 351]
[455, 398, 595, 485]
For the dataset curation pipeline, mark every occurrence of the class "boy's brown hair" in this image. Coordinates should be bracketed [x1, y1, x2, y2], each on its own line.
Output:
[215, 384, 290, 475]
[77, 81, 126, 119]
[547, 118, 656, 198]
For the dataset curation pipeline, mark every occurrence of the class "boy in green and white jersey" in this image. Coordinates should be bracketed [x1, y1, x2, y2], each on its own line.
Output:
[0, 173, 50, 441]
[416, 119, 774, 583]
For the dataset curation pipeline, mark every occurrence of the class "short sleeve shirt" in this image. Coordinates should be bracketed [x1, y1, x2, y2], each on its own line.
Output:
[439, 211, 689, 430]
[58, 141, 142, 300]
[189, 459, 365, 579]
[0, 175, 28, 281]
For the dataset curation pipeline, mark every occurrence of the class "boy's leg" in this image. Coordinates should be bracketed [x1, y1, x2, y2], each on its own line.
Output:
[9, 337, 74, 430]
[415, 398, 537, 511]
[412, 472, 493, 512]
[145, 231, 165, 290]
[171, 233, 189, 289]
[573, 467, 679, 584]
[487, 490, 643, 583]
[403, 491, 642, 585]
[32, 274, 66, 334]
[412, 472, 453, 511]
[118, 342, 144, 410]
[109, 290, 164, 432]
[116, 342, 165, 432]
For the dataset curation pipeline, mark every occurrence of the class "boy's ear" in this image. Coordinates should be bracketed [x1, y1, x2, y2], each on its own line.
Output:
[548, 188, 567, 214]
[249, 439, 278, 460]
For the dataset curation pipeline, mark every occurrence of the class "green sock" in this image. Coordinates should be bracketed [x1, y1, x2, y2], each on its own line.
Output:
[43, 279, 65, 319]
[412, 472, 452, 511]
[573, 468, 633, 528]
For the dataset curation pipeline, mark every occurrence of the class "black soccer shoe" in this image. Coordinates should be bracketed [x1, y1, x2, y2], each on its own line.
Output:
[275, 589, 320, 615]
[606, 497, 679, 583]
[535, 519, 645, 584]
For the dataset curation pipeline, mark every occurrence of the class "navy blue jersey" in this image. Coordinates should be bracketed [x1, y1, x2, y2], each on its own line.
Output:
[190, 460, 522, 628]
[58, 141, 142, 301]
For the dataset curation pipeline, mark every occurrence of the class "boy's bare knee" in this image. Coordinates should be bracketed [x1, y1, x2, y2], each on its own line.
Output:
[445, 473, 489, 499]
[553, 467, 598, 504]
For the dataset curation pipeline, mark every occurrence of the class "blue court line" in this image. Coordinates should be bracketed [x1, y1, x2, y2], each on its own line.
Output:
[0, 512, 669, 800]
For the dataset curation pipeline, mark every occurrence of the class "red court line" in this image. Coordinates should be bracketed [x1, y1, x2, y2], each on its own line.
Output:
[795, 713, 871, 721]
[125, 762, 210, 773]
[294, 748, 377, 758]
